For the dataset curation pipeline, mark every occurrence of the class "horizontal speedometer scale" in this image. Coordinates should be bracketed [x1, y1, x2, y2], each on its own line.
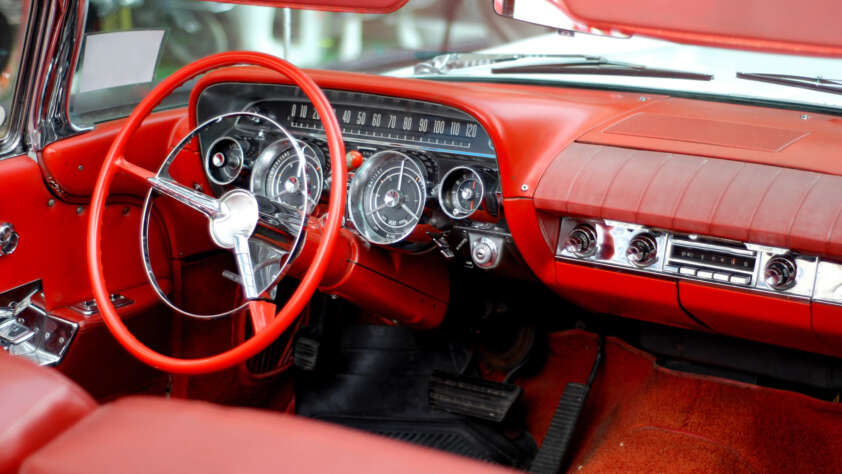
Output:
[196, 83, 495, 158]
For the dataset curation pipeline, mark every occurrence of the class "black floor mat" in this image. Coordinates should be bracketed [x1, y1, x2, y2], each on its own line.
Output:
[295, 325, 536, 469]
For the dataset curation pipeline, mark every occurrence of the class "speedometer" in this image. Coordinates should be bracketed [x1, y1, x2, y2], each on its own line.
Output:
[251, 139, 324, 214]
[348, 150, 427, 245]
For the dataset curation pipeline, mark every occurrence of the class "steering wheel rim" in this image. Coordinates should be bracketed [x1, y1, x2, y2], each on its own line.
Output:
[87, 51, 347, 375]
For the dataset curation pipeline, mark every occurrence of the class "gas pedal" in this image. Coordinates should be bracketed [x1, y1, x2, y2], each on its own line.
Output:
[529, 336, 604, 474]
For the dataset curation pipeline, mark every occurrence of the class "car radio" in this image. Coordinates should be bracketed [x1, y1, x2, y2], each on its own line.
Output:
[555, 217, 839, 303]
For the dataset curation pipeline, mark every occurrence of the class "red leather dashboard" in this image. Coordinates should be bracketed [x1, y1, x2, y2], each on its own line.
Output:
[33, 67, 842, 359]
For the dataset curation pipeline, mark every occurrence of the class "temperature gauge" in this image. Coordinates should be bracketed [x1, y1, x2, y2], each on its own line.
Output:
[438, 166, 485, 219]
[204, 137, 244, 185]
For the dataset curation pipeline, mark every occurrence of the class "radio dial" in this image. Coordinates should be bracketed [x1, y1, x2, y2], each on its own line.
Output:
[564, 224, 598, 257]
[764, 255, 797, 291]
[626, 233, 658, 267]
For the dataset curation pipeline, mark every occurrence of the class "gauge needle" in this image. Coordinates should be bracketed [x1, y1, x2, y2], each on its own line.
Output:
[401, 203, 415, 216]
[367, 202, 388, 216]
[398, 159, 406, 188]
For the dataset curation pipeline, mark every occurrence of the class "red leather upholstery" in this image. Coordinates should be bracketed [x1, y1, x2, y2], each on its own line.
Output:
[0, 355, 96, 474]
[21, 397, 514, 474]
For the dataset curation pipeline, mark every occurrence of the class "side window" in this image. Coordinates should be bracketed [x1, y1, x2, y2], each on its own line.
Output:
[0, 0, 26, 139]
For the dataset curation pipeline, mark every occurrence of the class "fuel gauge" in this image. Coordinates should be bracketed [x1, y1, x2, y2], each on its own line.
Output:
[438, 166, 485, 219]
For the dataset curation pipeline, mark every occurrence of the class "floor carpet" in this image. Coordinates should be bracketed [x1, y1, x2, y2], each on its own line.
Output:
[518, 330, 842, 473]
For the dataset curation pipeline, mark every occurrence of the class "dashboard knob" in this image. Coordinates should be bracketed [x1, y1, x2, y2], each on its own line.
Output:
[764, 255, 797, 291]
[626, 233, 658, 267]
[564, 224, 597, 257]
[346, 150, 364, 170]
[471, 237, 498, 269]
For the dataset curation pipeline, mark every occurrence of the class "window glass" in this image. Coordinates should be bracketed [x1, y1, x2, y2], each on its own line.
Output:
[69, 0, 547, 126]
[0, 0, 27, 138]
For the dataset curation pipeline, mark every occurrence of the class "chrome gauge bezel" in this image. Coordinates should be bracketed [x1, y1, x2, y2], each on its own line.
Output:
[250, 139, 325, 215]
[348, 150, 428, 245]
[437, 166, 485, 219]
[203, 136, 244, 186]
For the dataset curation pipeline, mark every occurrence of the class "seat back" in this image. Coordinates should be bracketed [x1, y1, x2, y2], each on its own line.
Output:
[0, 355, 96, 474]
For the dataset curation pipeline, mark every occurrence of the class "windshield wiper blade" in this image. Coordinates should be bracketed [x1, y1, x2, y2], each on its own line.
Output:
[413, 53, 603, 75]
[736, 72, 842, 95]
[492, 58, 712, 81]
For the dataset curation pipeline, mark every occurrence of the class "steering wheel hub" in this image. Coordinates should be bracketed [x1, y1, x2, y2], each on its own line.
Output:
[209, 189, 259, 250]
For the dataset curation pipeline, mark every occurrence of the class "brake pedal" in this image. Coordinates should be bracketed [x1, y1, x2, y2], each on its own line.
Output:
[428, 370, 522, 423]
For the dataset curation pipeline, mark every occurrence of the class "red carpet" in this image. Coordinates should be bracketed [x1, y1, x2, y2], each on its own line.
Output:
[518, 330, 842, 473]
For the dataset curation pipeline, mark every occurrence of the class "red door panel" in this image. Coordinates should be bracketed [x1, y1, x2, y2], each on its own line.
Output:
[0, 155, 170, 309]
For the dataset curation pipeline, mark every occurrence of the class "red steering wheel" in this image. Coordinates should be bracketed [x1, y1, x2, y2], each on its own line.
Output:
[87, 52, 346, 375]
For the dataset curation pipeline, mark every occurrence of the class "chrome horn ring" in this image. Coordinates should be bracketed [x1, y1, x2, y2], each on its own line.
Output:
[140, 111, 309, 319]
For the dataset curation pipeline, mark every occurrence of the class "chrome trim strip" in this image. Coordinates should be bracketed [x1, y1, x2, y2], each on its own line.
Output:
[0, 0, 41, 159]
[668, 238, 757, 256]
[556, 216, 826, 302]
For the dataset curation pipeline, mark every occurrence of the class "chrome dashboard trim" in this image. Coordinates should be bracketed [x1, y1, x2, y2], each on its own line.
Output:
[203, 136, 245, 186]
[297, 130, 497, 160]
[437, 166, 485, 220]
[556, 217, 828, 302]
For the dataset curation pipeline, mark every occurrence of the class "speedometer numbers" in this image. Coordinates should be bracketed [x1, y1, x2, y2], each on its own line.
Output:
[438, 166, 485, 219]
[348, 150, 427, 245]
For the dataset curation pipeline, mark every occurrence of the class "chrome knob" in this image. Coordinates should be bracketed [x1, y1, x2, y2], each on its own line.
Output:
[471, 237, 498, 269]
[564, 224, 597, 257]
[0, 222, 18, 256]
[626, 233, 658, 267]
[764, 255, 797, 291]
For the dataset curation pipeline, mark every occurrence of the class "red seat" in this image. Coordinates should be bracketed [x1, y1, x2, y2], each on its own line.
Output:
[0, 354, 96, 474]
[1, 355, 510, 473]
[21, 397, 513, 474]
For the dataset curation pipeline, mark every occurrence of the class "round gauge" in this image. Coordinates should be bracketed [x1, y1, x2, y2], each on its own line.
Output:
[438, 166, 485, 219]
[204, 137, 244, 185]
[348, 150, 427, 245]
[251, 140, 324, 214]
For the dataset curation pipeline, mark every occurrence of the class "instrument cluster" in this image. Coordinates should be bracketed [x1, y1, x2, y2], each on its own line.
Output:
[195, 83, 501, 248]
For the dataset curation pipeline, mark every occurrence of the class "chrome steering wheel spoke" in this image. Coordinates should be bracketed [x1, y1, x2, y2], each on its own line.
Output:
[148, 176, 222, 218]
[232, 233, 260, 300]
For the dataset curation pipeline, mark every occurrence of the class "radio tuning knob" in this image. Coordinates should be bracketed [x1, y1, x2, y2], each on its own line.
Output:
[764, 255, 797, 291]
[564, 224, 598, 258]
[626, 233, 658, 267]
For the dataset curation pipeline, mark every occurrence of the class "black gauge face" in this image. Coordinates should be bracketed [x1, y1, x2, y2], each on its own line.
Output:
[251, 140, 325, 215]
[438, 166, 484, 219]
[263, 143, 324, 213]
[205, 137, 244, 185]
[348, 150, 427, 244]
[451, 175, 482, 216]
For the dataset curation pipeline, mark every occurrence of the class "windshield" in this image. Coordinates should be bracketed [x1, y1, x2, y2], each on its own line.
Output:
[70, 0, 842, 126]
